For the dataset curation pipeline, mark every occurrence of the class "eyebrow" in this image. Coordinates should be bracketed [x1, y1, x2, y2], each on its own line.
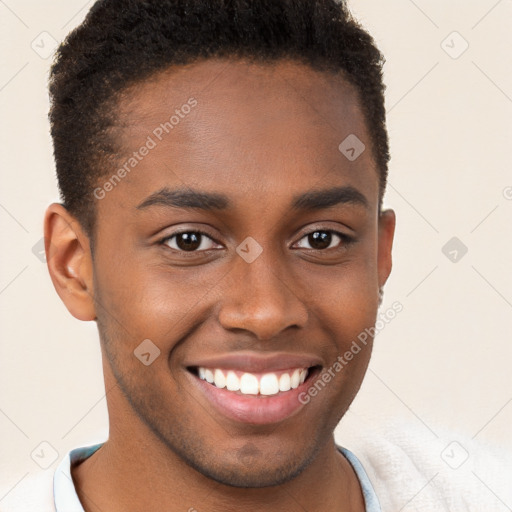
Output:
[136, 185, 369, 211]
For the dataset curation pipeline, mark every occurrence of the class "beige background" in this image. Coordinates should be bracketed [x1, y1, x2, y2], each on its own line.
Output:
[1, 0, 511, 508]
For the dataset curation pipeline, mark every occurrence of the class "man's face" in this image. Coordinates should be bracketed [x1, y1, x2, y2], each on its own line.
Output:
[90, 58, 394, 487]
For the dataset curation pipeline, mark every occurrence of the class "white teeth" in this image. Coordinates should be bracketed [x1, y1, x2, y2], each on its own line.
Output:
[196, 366, 310, 395]
[240, 373, 259, 395]
[226, 371, 240, 391]
[214, 369, 226, 389]
[279, 373, 291, 392]
[259, 373, 279, 395]
[204, 368, 214, 383]
[290, 369, 301, 389]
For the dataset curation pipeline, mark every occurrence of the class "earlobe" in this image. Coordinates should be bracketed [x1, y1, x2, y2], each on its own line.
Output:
[377, 208, 396, 289]
[44, 203, 96, 321]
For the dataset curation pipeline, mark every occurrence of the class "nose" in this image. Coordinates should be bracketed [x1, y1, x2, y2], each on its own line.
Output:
[217, 248, 309, 341]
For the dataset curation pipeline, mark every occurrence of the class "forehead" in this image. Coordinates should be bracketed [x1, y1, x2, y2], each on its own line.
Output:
[104, 58, 378, 214]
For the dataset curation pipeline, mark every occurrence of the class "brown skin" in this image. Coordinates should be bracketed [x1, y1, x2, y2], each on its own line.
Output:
[45, 58, 395, 511]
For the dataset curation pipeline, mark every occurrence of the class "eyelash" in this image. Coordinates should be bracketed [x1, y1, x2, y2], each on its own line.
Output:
[159, 228, 355, 253]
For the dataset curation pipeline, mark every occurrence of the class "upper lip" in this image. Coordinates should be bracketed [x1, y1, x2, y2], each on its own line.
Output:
[185, 351, 323, 373]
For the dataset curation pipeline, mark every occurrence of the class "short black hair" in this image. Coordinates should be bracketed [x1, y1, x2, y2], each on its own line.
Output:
[49, 0, 389, 237]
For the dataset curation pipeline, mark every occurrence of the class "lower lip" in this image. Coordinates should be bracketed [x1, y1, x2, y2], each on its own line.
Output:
[189, 369, 320, 425]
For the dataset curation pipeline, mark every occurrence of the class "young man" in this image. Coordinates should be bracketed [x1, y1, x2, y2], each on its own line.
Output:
[41, 1, 395, 510]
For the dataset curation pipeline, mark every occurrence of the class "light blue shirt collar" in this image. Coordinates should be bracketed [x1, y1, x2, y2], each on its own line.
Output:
[53, 443, 103, 512]
[54, 443, 381, 511]
[338, 445, 381, 512]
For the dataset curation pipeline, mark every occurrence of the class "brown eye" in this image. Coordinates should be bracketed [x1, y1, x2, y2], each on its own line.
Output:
[162, 231, 219, 252]
[308, 231, 332, 250]
[295, 230, 353, 251]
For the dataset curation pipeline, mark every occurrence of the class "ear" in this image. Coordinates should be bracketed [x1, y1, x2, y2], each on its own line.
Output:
[44, 203, 96, 321]
[377, 208, 396, 289]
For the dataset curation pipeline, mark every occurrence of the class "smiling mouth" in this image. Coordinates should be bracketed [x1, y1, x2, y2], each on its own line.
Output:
[187, 365, 321, 397]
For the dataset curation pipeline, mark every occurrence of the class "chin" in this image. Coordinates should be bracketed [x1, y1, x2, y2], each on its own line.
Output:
[192, 455, 310, 488]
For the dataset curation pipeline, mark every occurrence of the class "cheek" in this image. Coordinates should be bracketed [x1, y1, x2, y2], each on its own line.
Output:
[308, 254, 379, 337]
[96, 258, 196, 328]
